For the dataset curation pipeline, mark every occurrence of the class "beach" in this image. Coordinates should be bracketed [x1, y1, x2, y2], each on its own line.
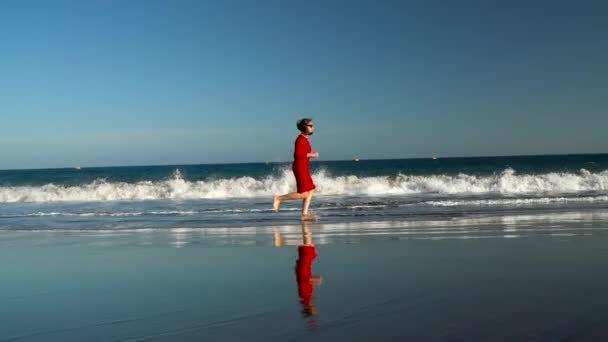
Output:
[2, 156, 608, 340]
[2, 214, 608, 341]
[4, 0, 607, 339]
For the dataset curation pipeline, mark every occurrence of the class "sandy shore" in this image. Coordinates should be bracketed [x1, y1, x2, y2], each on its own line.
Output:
[2, 219, 608, 341]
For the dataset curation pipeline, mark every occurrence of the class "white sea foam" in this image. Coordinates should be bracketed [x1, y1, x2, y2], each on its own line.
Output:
[0, 208, 301, 218]
[0, 168, 607, 203]
[423, 195, 608, 207]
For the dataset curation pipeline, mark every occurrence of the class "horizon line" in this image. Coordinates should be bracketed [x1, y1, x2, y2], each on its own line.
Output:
[0, 152, 606, 172]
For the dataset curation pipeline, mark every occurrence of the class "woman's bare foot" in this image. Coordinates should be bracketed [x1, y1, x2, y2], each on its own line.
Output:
[301, 214, 317, 221]
[273, 196, 281, 212]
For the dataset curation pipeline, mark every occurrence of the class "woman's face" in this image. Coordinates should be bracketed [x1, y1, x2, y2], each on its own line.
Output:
[304, 121, 314, 135]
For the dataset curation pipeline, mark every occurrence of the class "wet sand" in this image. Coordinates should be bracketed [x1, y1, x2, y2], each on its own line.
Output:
[2, 221, 608, 341]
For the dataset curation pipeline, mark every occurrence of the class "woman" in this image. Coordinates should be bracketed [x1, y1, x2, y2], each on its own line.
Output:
[271, 222, 322, 318]
[273, 118, 319, 220]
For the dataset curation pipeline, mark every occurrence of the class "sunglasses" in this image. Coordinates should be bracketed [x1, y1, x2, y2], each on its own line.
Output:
[305, 124, 314, 127]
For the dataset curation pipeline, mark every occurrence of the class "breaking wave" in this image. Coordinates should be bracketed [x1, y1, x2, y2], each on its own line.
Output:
[0, 168, 607, 203]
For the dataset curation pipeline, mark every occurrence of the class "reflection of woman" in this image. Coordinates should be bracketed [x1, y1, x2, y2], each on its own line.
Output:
[272, 222, 322, 317]
[295, 222, 322, 317]
[273, 118, 319, 220]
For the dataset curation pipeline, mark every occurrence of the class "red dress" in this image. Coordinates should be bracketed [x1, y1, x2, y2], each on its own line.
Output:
[295, 245, 317, 305]
[293, 135, 316, 193]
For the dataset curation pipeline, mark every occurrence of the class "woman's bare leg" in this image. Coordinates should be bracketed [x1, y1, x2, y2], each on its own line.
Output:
[301, 190, 314, 218]
[274, 191, 308, 212]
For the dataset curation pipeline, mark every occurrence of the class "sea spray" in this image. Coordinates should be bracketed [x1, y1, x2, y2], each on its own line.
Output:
[0, 167, 607, 203]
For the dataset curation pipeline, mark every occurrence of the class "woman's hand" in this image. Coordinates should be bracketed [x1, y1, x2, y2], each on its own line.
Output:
[309, 151, 319, 159]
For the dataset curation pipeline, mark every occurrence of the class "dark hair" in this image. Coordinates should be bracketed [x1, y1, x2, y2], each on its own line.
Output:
[297, 118, 313, 133]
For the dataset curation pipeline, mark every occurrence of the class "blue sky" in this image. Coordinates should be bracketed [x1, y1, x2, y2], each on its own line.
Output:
[1, 0, 607, 169]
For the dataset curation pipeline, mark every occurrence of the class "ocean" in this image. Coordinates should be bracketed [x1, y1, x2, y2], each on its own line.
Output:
[1, 154, 607, 243]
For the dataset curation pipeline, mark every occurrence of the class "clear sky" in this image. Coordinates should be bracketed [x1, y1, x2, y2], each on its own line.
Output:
[1, 0, 607, 169]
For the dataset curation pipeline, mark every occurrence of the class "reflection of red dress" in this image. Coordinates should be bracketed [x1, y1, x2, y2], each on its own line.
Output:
[293, 135, 316, 193]
[295, 245, 317, 305]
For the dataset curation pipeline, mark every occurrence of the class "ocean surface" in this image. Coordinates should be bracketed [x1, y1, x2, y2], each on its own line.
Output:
[1, 154, 607, 243]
